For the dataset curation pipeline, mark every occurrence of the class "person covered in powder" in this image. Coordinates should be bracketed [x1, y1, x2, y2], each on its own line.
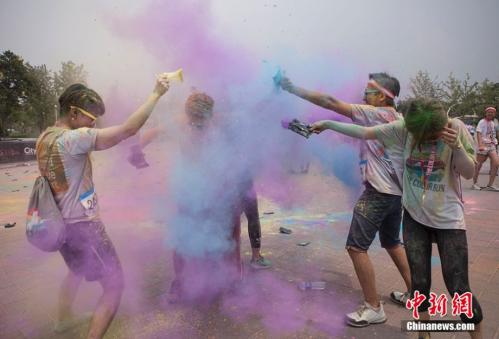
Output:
[278, 73, 411, 327]
[128, 93, 271, 275]
[35, 76, 170, 338]
[131, 92, 269, 303]
[471, 106, 498, 191]
[309, 98, 484, 339]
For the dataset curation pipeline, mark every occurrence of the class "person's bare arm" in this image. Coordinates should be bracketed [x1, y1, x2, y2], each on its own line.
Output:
[139, 127, 164, 149]
[95, 76, 169, 151]
[475, 131, 485, 151]
[309, 120, 377, 139]
[441, 123, 476, 179]
[451, 146, 475, 179]
[280, 77, 352, 118]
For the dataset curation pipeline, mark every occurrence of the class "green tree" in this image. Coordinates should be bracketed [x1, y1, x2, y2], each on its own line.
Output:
[474, 79, 498, 117]
[409, 70, 443, 100]
[53, 61, 88, 97]
[404, 70, 497, 121]
[441, 73, 478, 117]
[26, 64, 57, 134]
[0, 50, 31, 137]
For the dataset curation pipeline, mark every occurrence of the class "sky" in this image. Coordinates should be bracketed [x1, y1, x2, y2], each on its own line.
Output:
[1, 0, 498, 99]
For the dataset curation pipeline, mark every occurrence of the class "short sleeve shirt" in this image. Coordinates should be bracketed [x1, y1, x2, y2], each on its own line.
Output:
[36, 126, 99, 224]
[476, 118, 498, 146]
[374, 119, 475, 230]
[351, 104, 403, 195]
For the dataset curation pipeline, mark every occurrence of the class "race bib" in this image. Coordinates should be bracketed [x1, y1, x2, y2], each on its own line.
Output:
[79, 188, 98, 217]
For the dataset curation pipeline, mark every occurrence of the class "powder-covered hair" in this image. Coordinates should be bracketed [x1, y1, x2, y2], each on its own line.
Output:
[58, 83, 105, 117]
[404, 98, 448, 150]
[185, 92, 214, 118]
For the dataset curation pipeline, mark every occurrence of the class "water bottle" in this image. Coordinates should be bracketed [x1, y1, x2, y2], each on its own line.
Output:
[298, 281, 326, 290]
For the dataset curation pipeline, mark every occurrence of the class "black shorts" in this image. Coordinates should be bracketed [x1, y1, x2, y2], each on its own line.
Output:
[346, 183, 402, 251]
[60, 220, 122, 282]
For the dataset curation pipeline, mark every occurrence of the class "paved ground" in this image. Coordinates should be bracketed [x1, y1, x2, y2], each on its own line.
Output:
[1, 147, 498, 339]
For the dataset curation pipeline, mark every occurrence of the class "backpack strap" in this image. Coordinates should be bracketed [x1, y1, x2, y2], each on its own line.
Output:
[38, 129, 66, 176]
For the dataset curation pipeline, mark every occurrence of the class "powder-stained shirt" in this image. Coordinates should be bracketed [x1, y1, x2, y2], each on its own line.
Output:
[374, 119, 475, 230]
[476, 118, 498, 146]
[36, 126, 99, 224]
[168, 128, 260, 257]
[351, 104, 403, 195]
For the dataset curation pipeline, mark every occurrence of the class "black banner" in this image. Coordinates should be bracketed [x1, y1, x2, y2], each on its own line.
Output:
[0, 139, 37, 163]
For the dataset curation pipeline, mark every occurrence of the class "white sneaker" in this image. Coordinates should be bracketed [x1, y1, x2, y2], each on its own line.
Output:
[390, 291, 410, 306]
[345, 301, 387, 327]
[482, 185, 499, 191]
[471, 183, 481, 190]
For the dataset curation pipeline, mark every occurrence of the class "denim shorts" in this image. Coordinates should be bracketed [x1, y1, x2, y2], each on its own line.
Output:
[346, 183, 402, 251]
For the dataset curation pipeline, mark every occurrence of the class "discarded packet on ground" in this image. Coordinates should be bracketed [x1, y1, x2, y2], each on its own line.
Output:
[279, 227, 292, 234]
[297, 241, 310, 246]
[298, 281, 326, 290]
[287, 119, 312, 138]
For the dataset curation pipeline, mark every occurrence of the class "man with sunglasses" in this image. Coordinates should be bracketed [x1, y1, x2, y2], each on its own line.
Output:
[35, 76, 170, 339]
[279, 73, 411, 327]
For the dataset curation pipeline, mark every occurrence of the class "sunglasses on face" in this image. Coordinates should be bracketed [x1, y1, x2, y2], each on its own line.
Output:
[364, 89, 379, 96]
[71, 106, 98, 121]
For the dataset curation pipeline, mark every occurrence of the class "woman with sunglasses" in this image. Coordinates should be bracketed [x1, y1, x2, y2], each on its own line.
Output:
[36, 75, 169, 339]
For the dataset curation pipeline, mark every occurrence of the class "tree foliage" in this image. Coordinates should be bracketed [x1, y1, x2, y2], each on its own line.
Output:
[409, 70, 443, 100]
[26, 64, 58, 134]
[0, 51, 87, 137]
[0, 50, 31, 136]
[54, 61, 87, 96]
[403, 71, 497, 119]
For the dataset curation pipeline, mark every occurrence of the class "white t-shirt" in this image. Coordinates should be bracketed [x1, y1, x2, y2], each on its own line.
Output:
[36, 126, 99, 224]
[476, 118, 498, 146]
[374, 119, 475, 230]
[351, 104, 403, 195]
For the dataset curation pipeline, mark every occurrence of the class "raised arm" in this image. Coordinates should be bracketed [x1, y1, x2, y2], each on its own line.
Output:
[309, 120, 377, 140]
[280, 76, 353, 118]
[95, 76, 169, 151]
